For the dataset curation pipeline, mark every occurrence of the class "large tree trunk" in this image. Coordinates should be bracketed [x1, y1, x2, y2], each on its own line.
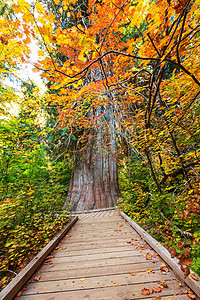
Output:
[64, 105, 122, 211]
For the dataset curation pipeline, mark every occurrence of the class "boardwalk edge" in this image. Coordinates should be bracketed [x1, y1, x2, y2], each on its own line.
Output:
[0, 216, 78, 300]
[120, 210, 200, 297]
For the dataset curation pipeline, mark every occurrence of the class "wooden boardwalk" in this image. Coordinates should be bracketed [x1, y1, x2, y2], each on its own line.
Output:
[19, 210, 192, 300]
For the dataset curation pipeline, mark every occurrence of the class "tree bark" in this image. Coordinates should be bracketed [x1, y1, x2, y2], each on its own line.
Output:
[64, 105, 122, 211]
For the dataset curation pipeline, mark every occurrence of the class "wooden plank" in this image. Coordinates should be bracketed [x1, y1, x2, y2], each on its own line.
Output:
[59, 238, 139, 249]
[70, 223, 132, 231]
[68, 229, 133, 236]
[68, 226, 134, 235]
[55, 241, 145, 252]
[20, 293, 189, 300]
[76, 217, 120, 224]
[46, 249, 150, 264]
[0, 217, 78, 300]
[71, 207, 117, 215]
[32, 262, 161, 281]
[66, 227, 136, 235]
[21, 270, 176, 295]
[64, 233, 135, 242]
[120, 210, 200, 297]
[59, 238, 137, 248]
[65, 233, 137, 240]
[53, 245, 147, 257]
[37, 255, 156, 272]
[20, 279, 188, 300]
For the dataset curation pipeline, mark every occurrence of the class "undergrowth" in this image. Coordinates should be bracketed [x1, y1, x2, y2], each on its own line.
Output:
[118, 158, 200, 277]
[0, 116, 72, 290]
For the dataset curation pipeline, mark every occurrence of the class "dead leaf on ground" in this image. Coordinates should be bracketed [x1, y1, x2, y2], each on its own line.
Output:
[146, 268, 155, 273]
[153, 296, 162, 300]
[186, 290, 198, 299]
[141, 288, 153, 295]
[146, 253, 153, 260]
[135, 245, 141, 249]
[33, 276, 41, 281]
[128, 271, 136, 276]
[188, 273, 199, 281]
[158, 280, 169, 288]
[111, 281, 116, 284]
[152, 286, 162, 293]
[47, 255, 55, 259]
[179, 254, 193, 267]
[80, 278, 85, 282]
[160, 263, 169, 274]
[181, 265, 190, 278]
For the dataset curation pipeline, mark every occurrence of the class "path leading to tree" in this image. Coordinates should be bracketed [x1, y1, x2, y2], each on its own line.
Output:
[20, 209, 191, 299]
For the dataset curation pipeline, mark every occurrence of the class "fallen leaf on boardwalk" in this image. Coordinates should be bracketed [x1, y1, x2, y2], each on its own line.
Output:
[146, 269, 155, 273]
[47, 255, 54, 259]
[152, 286, 162, 293]
[153, 297, 162, 300]
[160, 263, 169, 274]
[166, 298, 172, 300]
[135, 245, 140, 249]
[34, 276, 41, 281]
[128, 271, 136, 276]
[152, 260, 158, 264]
[80, 278, 85, 282]
[141, 288, 153, 295]
[111, 281, 116, 284]
[181, 265, 190, 278]
[186, 290, 197, 299]
[158, 280, 168, 288]
[146, 253, 153, 260]
[188, 273, 199, 281]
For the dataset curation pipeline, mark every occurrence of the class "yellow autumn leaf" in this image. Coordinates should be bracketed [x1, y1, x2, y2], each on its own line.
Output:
[35, 2, 43, 14]
[38, 50, 45, 57]
[78, 52, 87, 62]
[80, 278, 85, 282]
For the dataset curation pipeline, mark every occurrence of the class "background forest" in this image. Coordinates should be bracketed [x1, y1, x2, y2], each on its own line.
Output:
[0, 0, 200, 290]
